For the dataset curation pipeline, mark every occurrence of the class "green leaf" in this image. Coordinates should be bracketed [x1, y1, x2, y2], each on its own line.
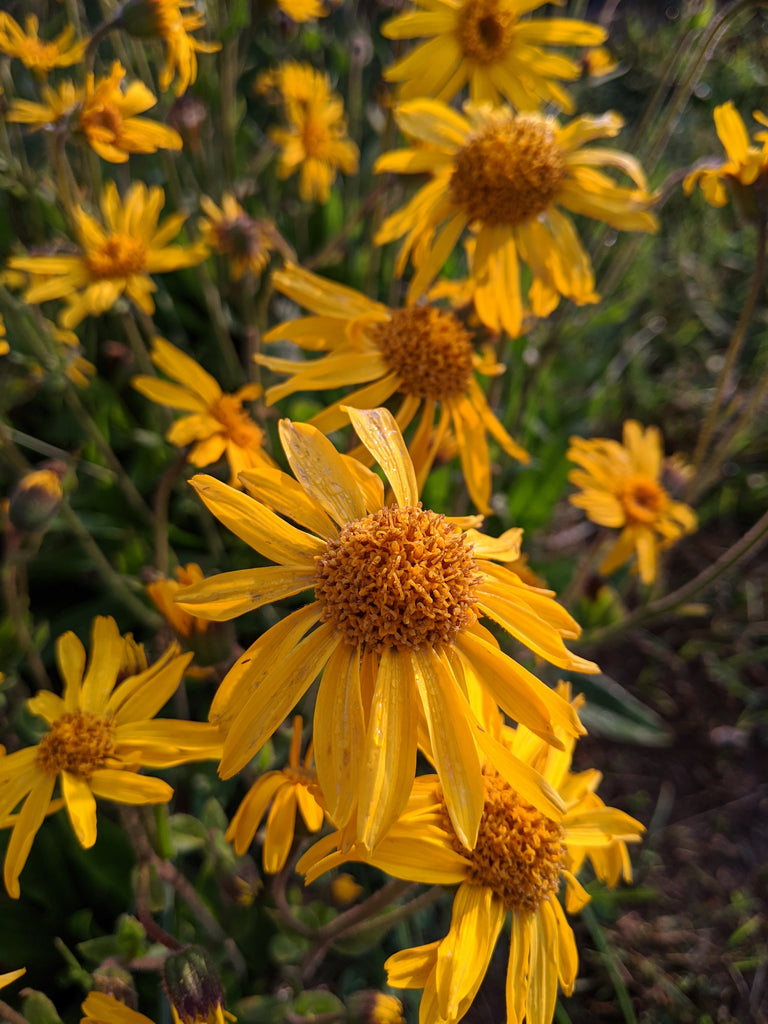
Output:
[566, 673, 672, 746]
[293, 991, 344, 1017]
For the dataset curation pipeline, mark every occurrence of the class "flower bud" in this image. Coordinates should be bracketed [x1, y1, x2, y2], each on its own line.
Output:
[91, 966, 138, 1009]
[115, 0, 164, 39]
[8, 463, 65, 533]
[346, 991, 405, 1024]
[163, 947, 228, 1024]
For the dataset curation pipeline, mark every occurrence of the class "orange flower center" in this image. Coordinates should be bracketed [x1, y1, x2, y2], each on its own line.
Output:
[210, 395, 264, 450]
[456, 0, 516, 65]
[81, 101, 123, 139]
[301, 111, 331, 158]
[444, 771, 566, 913]
[450, 115, 566, 227]
[85, 235, 148, 280]
[621, 473, 667, 524]
[210, 214, 273, 274]
[366, 306, 475, 400]
[35, 710, 115, 777]
[314, 504, 481, 651]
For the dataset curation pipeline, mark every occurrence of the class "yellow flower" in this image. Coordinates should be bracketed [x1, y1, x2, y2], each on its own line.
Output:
[8, 62, 182, 163]
[133, 338, 276, 487]
[259, 262, 529, 514]
[347, 991, 405, 1024]
[381, 0, 606, 112]
[330, 872, 363, 904]
[375, 100, 658, 337]
[0, 13, 86, 75]
[119, 0, 221, 97]
[298, 687, 643, 1024]
[8, 182, 206, 328]
[683, 101, 768, 211]
[0, 615, 223, 898]
[199, 195, 277, 280]
[227, 715, 324, 873]
[175, 406, 596, 853]
[567, 420, 697, 585]
[0, 968, 25, 991]
[260, 62, 359, 203]
[147, 563, 212, 639]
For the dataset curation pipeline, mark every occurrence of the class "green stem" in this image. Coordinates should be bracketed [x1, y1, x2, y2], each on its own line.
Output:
[0, 999, 32, 1024]
[580, 903, 637, 1024]
[687, 217, 768, 502]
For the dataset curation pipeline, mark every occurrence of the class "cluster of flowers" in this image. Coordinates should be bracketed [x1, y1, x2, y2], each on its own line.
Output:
[2, 0, 767, 1022]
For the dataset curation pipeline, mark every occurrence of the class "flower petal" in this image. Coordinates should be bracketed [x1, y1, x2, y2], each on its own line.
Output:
[62, 770, 97, 847]
[344, 406, 418, 508]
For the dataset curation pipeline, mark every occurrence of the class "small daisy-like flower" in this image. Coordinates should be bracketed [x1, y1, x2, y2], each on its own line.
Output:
[0, 616, 223, 898]
[175, 406, 596, 853]
[133, 338, 276, 487]
[227, 715, 324, 873]
[8, 182, 206, 328]
[381, 0, 606, 112]
[299, 687, 643, 1024]
[568, 420, 697, 585]
[375, 100, 658, 337]
[259, 262, 529, 513]
[199, 195, 277, 280]
[258, 62, 359, 203]
[0, 13, 86, 75]
[118, 0, 221, 96]
[683, 101, 768, 214]
[7, 62, 182, 163]
[148, 563, 213, 640]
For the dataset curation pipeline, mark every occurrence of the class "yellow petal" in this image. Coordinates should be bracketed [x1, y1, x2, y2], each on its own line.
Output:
[436, 883, 505, 1020]
[81, 992, 156, 1024]
[506, 911, 532, 1024]
[62, 770, 97, 847]
[344, 406, 418, 508]
[225, 772, 285, 855]
[277, 419, 368, 525]
[357, 647, 418, 851]
[88, 768, 173, 804]
[175, 565, 317, 620]
[263, 786, 298, 873]
[239, 466, 338, 539]
[4, 774, 55, 899]
[56, 630, 86, 711]
[80, 616, 122, 713]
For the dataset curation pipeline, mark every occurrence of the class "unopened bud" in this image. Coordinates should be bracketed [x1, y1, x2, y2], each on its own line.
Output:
[115, 0, 164, 39]
[163, 947, 229, 1024]
[346, 991, 405, 1024]
[9, 463, 65, 533]
[91, 966, 137, 1009]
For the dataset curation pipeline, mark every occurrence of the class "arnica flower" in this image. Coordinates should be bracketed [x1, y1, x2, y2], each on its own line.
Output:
[118, 0, 221, 97]
[375, 101, 658, 337]
[199, 195, 277, 281]
[175, 406, 596, 853]
[298, 687, 643, 1024]
[258, 62, 359, 203]
[8, 182, 206, 329]
[7, 62, 182, 163]
[346, 991, 405, 1024]
[0, 615, 223, 898]
[567, 420, 697, 585]
[381, 0, 606, 112]
[0, 13, 86, 75]
[227, 715, 324, 873]
[148, 563, 213, 641]
[132, 338, 276, 487]
[683, 101, 768, 218]
[259, 262, 529, 513]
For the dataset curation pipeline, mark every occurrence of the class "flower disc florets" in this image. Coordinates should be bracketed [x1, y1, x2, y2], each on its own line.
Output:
[456, 0, 516, 65]
[450, 114, 566, 227]
[314, 504, 481, 651]
[85, 236, 148, 279]
[210, 395, 263, 449]
[621, 473, 668, 524]
[367, 306, 475, 400]
[35, 710, 115, 777]
[444, 770, 566, 913]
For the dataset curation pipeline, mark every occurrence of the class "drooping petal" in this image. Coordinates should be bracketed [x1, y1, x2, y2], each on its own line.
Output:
[61, 770, 98, 847]
[88, 768, 173, 804]
[4, 774, 55, 899]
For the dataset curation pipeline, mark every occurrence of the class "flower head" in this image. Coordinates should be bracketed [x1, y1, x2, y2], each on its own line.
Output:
[299, 686, 643, 1024]
[133, 338, 275, 487]
[0, 13, 86, 75]
[8, 62, 183, 163]
[375, 101, 658, 337]
[199, 195, 277, 280]
[118, 0, 221, 96]
[8, 182, 206, 328]
[163, 946, 232, 1024]
[568, 420, 697, 585]
[382, 0, 606, 112]
[0, 616, 223, 898]
[683, 102, 768, 217]
[176, 407, 596, 853]
[226, 715, 324, 873]
[257, 62, 359, 203]
[259, 262, 528, 513]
